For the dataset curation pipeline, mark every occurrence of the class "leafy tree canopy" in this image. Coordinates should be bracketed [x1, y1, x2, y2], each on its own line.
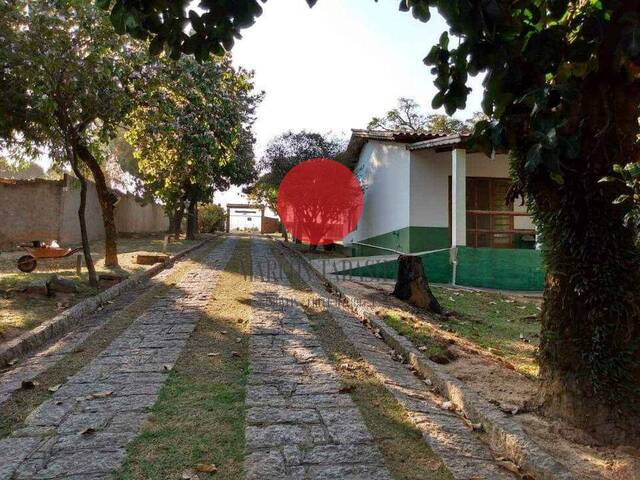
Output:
[96, 0, 318, 62]
[125, 55, 262, 214]
[367, 97, 484, 134]
[1, 0, 141, 164]
[247, 131, 344, 212]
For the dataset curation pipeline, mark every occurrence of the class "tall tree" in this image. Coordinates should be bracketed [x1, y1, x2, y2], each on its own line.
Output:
[247, 131, 344, 213]
[368, 97, 480, 134]
[1, 0, 144, 267]
[104, 0, 640, 444]
[125, 56, 261, 239]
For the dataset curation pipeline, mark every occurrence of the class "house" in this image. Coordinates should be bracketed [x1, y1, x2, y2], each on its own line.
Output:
[337, 130, 544, 291]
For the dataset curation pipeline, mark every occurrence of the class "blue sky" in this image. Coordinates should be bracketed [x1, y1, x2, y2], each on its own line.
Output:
[217, 0, 484, 204]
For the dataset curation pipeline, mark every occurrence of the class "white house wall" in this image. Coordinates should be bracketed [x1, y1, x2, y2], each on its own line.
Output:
[409, 150, 534, 230]
[346, 141, 411, 243]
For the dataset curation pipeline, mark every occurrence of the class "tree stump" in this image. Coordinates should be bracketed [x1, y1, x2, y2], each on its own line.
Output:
[392, 255, 442, 314]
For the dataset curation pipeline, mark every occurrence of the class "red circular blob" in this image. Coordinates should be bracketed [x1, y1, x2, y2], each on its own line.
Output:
[277, 158, 363, 245]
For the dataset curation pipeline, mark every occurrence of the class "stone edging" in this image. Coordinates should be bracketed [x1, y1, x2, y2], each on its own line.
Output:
[279, 240, 575, 480]
[0, 237, 212, 368]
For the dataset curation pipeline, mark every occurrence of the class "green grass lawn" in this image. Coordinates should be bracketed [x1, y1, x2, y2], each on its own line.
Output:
[381, 286, 541, 377]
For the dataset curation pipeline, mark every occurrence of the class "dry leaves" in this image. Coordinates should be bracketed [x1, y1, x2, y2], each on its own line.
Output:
[195, 463, 217, 473]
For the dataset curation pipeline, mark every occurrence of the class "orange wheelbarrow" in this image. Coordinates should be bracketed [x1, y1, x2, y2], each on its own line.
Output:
[17, 241, 82, 273]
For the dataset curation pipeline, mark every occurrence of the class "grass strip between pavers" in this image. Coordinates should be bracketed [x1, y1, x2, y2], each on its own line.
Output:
[114, 238, 252, 480]
[0, 239, 222, 439]
[270, 242, 453, 480]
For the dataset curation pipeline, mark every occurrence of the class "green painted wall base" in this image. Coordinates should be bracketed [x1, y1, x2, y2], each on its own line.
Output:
[351, 226, 450, 256]
[339, 246, 544, 292]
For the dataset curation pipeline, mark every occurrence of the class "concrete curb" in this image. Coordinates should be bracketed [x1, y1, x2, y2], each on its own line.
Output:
[0, 237, 212, 368]
[279, 241, 575, 480]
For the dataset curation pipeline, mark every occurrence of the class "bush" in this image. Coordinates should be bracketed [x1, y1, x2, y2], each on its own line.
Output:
[198, 204, 226, 233]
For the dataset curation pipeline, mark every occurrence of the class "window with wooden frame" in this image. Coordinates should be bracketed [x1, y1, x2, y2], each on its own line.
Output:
[449, 177, 524, 248]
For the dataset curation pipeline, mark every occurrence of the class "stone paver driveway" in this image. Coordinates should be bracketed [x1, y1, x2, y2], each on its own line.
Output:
[244, 240, 392, 480]
[0, 237, 237, 480]
[0, 236, 513, 480]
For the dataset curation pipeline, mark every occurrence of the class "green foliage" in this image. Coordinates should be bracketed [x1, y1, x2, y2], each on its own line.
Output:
[0, 0, 143, 167]
[599, 163, 640, 230]
[97, 0, 318, 61]
[246, 131, 344, 211]
[124, 55, 262, 211]
[198, 204, 226, 233]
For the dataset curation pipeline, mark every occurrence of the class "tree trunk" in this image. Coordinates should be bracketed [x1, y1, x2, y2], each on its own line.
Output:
[168, 203, 185, 235]
[75, 143, 119, 267]
[393, 255, 442, 314]
[186, 197, 198, 240]
[525, 36, 640, 444]
[69, 154, 98, 288]
[535, 197, 640, 446]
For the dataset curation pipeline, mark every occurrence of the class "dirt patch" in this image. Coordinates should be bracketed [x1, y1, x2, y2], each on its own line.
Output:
[0, 235, 204, 339]
[339, 279, 538, 407]
[518, 414, 640, 480]
[334, 276, 640, 480]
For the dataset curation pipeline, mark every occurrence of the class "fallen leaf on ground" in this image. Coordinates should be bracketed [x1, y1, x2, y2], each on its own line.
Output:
[48, 384, 62, 393]
[195, 463, 217, 473]
[496, 460, 520, 474]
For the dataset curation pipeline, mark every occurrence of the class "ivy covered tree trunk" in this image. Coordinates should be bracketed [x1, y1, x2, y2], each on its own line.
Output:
[75, 143, 119, 268]
[528, 58, 640, 445]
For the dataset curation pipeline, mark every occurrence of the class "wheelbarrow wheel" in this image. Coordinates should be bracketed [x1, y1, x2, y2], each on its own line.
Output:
[17, 255, 37, 273]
